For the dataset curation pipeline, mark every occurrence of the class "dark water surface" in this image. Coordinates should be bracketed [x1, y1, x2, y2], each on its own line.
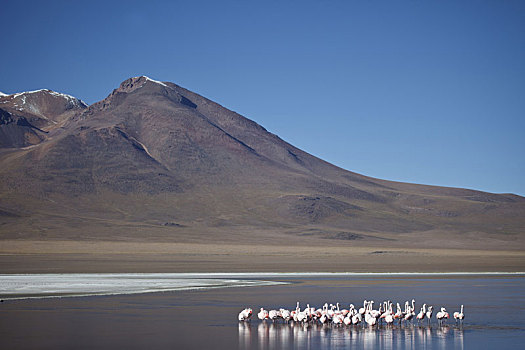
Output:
[0, 275, 523, 349]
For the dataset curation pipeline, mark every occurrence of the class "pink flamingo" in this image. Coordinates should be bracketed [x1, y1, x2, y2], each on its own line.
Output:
[453, 305, 465, 324]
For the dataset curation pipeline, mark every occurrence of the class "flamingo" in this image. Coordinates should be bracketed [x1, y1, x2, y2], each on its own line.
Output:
[380, 303, 394, 325]
[349, 304, 355, 317]
[332, 313, 344, 325]
[385, 310, 394, 325]
[268, 309, 280, 322]
[328, 304, 336, 318]
[370, 302, 382, 319]
[280, 308, 291, 323]
[359, 300, 367, 316]
[404, 309, 414, 323]
[394, 303, 403, 324]
[416, 304, 426, 324]
[343, 314, 352, 325]
[344, 304, 355, 325]
[352, 311, 362, 325]
[314, 306, 323, 321]
[426, 305, 433, 324]
[404, 300, 415, 323]
[294, 302, 307, 323]
[258, 307, 269, 321]
[238, 308, 252, 321]
[436, 307, 449, 326]
[335, 303, 341, 315]
[292, 302, 300, 322]
[341, 305, 349, 317]
[305, 304, 316, 321]
[365, 313, 377, 327]
[364, 300, 378, 327]
[296, 310, 307, 323]
[453, 305, 465, 324]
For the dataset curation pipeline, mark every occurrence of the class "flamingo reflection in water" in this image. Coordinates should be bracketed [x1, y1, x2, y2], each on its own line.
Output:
[239, 322, 465, 350]
[238, 322, 252, 349]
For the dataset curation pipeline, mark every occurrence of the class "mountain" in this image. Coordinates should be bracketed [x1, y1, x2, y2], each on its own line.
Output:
[0, 89, 87, 148]
[1, 76, 524, 252]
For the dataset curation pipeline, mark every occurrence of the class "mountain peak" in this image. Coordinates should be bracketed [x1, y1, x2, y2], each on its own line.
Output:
[0, 89, 88, 109]
[93, 76, 197, 111]
[116, 76, 169, 94]
[0, 88, 89, 148]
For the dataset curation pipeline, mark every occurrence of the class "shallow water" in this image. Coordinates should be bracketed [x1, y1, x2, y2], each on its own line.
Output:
[237, 275, 525, 349]
[0, 274, 523, 349]
[239, 322, 468, 349]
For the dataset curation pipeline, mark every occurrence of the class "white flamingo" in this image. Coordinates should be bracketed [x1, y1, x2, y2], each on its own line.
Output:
[352, 311, 362, 325]
[370, 301, 381, 319]
[359, 300, 367, 315]
[385, 311, 394, 325]
[258, 307, 269, 321]
[436, 307, 449, 326]
[238, 308, 252, 321]
[294, 302, 307, 323]
[305, 304, 315, 321]
[280, 308, 291, 323]
[365, 301, 378, 327]
[343, 304, 354, 325]
[343, 315, 352, 325]
[328, 304, 336, 318]
[404, 300, 415, 323]
[335, 303, 341, 315]
[426, 305, 433, 324]
[416, 304, 426, 324]
[365, 314, 377, 326]
[268, 309, 280, 322]
[296, 310, 307, 323]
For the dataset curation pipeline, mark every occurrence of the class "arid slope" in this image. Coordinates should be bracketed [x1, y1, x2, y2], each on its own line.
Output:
[0, 76, 524, 272]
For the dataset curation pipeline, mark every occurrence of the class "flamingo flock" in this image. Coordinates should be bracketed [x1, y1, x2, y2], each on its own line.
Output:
[239, 300, 465, 327]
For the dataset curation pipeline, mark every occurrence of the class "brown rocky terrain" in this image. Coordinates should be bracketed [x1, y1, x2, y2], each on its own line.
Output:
[0, 76, 523, 272]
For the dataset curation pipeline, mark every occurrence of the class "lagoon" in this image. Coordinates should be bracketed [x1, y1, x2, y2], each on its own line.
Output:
[0, 273, 523, 349]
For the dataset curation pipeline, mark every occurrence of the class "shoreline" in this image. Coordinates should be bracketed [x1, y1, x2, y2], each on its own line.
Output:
[2, 271, 525, 276]
[1, 272, 523, 301]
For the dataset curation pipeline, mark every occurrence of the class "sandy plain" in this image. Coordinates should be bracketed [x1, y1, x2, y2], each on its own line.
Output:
[0, 240, 523, 273]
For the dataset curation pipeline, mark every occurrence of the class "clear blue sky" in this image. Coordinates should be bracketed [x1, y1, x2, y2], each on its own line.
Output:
[2, 0, 524, 195]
